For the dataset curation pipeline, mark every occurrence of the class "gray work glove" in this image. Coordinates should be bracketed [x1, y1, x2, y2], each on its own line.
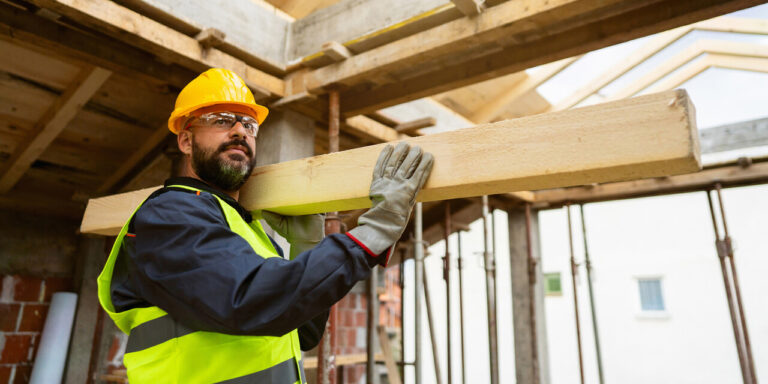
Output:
[348, 142, 434, 266]
[262, 211, 326, 259]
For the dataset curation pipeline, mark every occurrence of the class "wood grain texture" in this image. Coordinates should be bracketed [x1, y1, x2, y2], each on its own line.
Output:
[81, 90, 700, 235]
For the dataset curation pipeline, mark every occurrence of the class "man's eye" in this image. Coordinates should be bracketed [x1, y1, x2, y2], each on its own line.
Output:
[243, 123, 255, 129]
[214, 119, 229, 125]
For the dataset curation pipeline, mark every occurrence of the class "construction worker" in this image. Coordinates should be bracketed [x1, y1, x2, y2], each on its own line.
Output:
[96, 68, 434, 383]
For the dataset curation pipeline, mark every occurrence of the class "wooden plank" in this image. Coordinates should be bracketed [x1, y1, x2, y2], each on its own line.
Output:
[378, 326, 403, 384]
[394, 117, 436, 134]
[0, 66, 111, 193]
[290, 0, 459, 61]
[451, 0, 484, 16]
[322, 41, 353, 62]
[81, 90, 701, 235]
[29, 0, 283, 98]
[344, 115, 403, 143]
[534, 158, 768, 208]
[302, 0, 606, 92]
[337, 0, 763, 116]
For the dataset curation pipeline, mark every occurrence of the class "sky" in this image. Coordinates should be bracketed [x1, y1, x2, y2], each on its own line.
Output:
[391, 4, 768, 384]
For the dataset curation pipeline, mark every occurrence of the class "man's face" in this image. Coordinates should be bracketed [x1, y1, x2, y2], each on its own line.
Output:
[182, 110, 259, 191]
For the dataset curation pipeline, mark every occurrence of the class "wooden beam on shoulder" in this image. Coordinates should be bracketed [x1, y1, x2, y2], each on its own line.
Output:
[0, 66, 111, 193]
[81, 90, 701, 235]
[29, 0, 284, 98]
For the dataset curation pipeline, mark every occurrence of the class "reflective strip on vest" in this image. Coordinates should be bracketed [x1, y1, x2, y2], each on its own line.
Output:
[218, 358, 299, 384]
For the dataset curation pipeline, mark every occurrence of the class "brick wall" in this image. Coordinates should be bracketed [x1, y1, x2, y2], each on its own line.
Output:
[0, 275, 73, 384]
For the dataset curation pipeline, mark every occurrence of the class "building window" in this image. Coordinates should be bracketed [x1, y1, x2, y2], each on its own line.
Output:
[637, 278, 665, 311]
[544, 272, 562, 296]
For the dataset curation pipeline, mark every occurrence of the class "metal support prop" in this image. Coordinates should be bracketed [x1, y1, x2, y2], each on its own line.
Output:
[579, 205, 604, 384]
[400, 254, 406, 381]
[444, 203, 453, 384]
[706, 186, 757, 384]
[423, 259, 444, 384]
[457, 230, 467, 384]
[482, 196, 500, 384]
[524, 204, 540, 384]
[414, 203, 425, 384]
[318, 90, 340, 384]
[565, 205, 586, 384]
[368, 268, 379, 384]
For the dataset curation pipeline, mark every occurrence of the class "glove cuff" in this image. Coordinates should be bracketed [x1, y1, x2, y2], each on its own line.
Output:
[346, 229, 393, 267]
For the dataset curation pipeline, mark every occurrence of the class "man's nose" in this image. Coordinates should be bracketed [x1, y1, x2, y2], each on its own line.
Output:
[229, 121, 248, 138]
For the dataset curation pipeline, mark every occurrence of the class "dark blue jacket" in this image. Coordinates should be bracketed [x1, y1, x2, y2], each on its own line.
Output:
[110, 177, 383, 350]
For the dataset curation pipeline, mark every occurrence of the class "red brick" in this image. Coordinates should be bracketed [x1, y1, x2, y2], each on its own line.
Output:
[0, 366, 11, 383]
[0, 335, 33, 364]
[12, 276, 43, 303]
[355, 312, 367, 327]
[42, 277, 73, 302]
[18, 304, 48, 332]
[340, 309, 354, 327]
[13, 364, 32, 384]
[0, 304, 21, 332]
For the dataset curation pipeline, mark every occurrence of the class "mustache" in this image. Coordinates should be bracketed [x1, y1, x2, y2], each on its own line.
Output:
[217, 139, 253, 157]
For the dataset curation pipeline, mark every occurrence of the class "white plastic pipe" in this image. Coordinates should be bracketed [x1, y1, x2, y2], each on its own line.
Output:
[30, 292, 78, 384]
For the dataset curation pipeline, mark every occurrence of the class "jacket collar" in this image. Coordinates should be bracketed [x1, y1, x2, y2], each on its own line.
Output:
[164, 177, 253, 223]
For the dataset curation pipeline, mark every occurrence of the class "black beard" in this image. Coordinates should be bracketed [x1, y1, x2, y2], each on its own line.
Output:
[191, 137, 257, 192]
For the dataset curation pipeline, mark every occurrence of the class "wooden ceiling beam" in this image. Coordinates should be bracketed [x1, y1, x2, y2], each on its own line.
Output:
[468, 56, 580, 123]
[344, 115, 406, 143]
[641, 54, 768, 96]
[551, 16, 768, 111]
[96, 126, 171, 195]
[335, 0, 763, 116]
[0, 66, 111, 193]
[29, 0, 284, 99]
[610, 40, 768, 100]
[81, 90, 700, 235]
[394, 117, 436, 134]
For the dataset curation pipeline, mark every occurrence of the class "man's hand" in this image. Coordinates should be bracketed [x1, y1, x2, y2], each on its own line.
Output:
[262, 211, 325, 259]
[348, 142, 434, 265]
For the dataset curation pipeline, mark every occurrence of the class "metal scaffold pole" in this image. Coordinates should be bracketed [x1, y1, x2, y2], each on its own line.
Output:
[482, 196, 500, 384]
[444, 203, 453, 384]
[414, 203, 424, 384]
[319, 89, 341, 384]
[579, 205, 604, 384]
[457, 230, 467, 384]
[706, 186, 757, 384]
[422, 260, 444, 384]
[566, 205, 586, 384]
[367, 265, 379, 384]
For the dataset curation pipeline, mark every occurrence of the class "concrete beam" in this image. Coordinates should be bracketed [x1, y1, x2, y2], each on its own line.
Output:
[700, 117, 768, 154]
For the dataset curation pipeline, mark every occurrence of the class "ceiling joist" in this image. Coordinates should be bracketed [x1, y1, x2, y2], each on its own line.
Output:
[0, 66, 111, 193]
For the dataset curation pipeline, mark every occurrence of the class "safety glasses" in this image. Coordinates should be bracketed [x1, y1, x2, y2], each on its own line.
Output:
[189, 112, 259, 137]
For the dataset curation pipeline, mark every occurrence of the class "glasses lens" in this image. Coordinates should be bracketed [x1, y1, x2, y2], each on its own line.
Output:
[196, 112, 258, 136]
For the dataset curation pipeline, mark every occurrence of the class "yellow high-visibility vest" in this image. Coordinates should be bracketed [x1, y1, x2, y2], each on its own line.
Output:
[97, 185, 305, 384]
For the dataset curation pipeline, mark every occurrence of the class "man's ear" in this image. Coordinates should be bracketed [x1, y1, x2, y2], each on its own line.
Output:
[178, 130, 193, 156]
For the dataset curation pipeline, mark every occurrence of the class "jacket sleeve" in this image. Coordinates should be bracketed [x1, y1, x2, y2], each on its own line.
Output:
[130, 191, 377, 337]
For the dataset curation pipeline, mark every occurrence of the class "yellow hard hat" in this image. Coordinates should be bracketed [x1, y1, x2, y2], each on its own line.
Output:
[167, 68, 269, 134]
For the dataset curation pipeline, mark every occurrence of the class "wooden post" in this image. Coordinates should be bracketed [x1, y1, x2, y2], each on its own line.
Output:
[64, 235, 106, 384]
[507, 208, 550, 384]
